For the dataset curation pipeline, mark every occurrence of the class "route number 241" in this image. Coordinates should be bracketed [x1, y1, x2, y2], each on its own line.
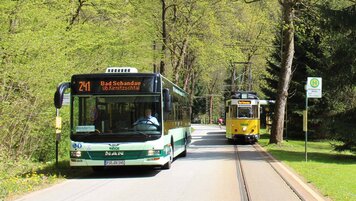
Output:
[79, 81, 91, 92]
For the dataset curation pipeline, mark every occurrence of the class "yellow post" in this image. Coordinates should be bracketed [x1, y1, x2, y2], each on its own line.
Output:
[55, 116, 62, 133]
[55, 109, 62, 169]
[303, 110, 307, 132]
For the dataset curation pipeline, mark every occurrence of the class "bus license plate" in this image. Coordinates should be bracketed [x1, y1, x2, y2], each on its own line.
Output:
[105, 160, 125, 166]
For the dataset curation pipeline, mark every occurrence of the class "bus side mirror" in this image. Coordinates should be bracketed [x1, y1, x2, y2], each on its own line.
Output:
[54, 82, 70, 109]
[163, 88, 172, 113]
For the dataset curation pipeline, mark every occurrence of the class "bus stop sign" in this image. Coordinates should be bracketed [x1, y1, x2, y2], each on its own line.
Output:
[307, 77, 322, 98]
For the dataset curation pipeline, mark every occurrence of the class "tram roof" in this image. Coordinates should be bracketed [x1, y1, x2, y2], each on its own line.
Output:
[230, 91, 258, 99]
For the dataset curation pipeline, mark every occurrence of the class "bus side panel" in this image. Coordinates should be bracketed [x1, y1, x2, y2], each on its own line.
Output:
[163, 121, 190, 157]
[161, 75, 191, 158]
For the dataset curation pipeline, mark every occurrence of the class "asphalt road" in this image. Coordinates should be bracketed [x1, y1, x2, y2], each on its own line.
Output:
[16, 124, 302, 201]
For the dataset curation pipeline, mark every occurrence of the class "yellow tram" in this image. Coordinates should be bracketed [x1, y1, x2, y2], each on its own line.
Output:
[225, 91, 260, 143]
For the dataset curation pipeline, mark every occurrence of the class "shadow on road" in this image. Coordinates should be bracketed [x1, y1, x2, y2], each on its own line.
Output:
[30, 161, 161, 181]
[83, 166, 160, 179]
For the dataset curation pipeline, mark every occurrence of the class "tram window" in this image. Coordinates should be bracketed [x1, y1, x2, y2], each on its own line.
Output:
[237, 105, 259, 118]
[252, 105, 259, 118]
[238, 107, 251, 118]
[230, 105, 237, 118]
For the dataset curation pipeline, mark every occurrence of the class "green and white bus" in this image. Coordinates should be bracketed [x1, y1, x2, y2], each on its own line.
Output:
[54, 67, 191, 170]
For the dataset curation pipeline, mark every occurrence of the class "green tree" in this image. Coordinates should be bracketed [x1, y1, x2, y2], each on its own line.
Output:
[0, 0, 158, 161]
[319, 3, 356, 152]
[264, 0, 355, 151]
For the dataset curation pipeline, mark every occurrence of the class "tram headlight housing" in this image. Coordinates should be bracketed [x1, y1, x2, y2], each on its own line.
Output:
[242, 126, 247, 132]
[70, 151, 82, 158]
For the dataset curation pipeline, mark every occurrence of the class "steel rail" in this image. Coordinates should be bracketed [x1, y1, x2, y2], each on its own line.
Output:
[252, 144, 305, 201]
[234, 144, 252, 201]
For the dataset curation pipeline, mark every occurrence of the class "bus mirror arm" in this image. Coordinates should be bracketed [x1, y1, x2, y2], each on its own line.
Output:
[163, 88, 172, 113]
[54, 82, 70, 109]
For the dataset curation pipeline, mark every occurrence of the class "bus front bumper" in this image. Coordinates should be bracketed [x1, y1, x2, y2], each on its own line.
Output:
[70, 156, 170, 167]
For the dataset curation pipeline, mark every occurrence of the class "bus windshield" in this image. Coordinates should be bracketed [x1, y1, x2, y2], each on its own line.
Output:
[72, 95, 161, 137]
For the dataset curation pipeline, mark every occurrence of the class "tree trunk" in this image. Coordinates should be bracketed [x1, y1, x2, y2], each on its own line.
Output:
[270, 0, 295, 144]
[160, 0, 167, 75]
[173, 38, 189, 84]
[207, 74, 218, 124]
[189, 70, 198, 121]
[183, 52, 195, 90]
[209, 95, 213, 124]
[230, 61, 236, 93]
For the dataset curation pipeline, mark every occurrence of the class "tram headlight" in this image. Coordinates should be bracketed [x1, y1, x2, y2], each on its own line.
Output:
[242, 126, 247, 132]
[70, 151, 82, 158]
[147, 150, 161, 156]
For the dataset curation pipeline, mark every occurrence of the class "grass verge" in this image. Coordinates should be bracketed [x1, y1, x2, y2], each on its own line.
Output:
[0, 159, 91, 201]
[258, 134, 356, 201]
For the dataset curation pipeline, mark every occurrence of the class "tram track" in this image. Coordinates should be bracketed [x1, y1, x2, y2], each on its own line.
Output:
[252, 143, 307, 201]
[234, 144, 252, 201]
[234, 143, 306, 201]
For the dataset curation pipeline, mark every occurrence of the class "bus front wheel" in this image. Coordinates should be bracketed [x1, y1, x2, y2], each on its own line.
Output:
[162, 144, 173, 170]
[180, 135, 188, 157]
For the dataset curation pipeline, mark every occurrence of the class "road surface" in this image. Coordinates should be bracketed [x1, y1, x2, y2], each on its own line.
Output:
[16, 124, 321, 201]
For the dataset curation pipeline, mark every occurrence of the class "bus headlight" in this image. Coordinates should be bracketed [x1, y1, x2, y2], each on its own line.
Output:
[147, 150, 161, 156]
[70, 151, 82, 158]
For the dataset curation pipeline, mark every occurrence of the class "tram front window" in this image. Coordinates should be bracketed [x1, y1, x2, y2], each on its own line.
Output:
[238, 107, 252, 118]
[72, 95, 161, 136]
[238, 105, 259, 118]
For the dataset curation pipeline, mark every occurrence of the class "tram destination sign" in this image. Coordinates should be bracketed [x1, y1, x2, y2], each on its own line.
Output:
[306, 77, 322, 98]
[71, 76, 155, 94]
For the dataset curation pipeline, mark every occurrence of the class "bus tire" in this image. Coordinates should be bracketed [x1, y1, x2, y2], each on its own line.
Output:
[162, 143, 173, 170]
[180, 135, 188, 157]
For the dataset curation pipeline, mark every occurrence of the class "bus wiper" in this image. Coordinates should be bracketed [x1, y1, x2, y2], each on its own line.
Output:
[135, 131, 148, 137]
[82, 129, 101, 137]
[92, 129, 102, 134]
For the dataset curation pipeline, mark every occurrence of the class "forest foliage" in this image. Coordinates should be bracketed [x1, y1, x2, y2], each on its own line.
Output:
[0, 0, 160, 163]
[0, 0, 354, 167]
[263, 0, 355, 151]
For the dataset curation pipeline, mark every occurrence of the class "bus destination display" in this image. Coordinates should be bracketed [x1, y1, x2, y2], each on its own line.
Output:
[77, 80, 141, 92]
[100, 80, 141, 91]
[72, 77, 154, 94]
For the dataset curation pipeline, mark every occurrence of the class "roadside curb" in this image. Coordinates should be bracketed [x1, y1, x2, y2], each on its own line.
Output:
[255, 143, 330, 201]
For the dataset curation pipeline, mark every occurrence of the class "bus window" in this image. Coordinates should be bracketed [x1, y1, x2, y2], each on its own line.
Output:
[72, 95, 161, 135]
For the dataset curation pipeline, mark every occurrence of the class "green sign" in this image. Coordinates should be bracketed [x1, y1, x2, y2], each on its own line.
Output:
[310, 78, 320, 88]
[307, 77, 322, 98]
